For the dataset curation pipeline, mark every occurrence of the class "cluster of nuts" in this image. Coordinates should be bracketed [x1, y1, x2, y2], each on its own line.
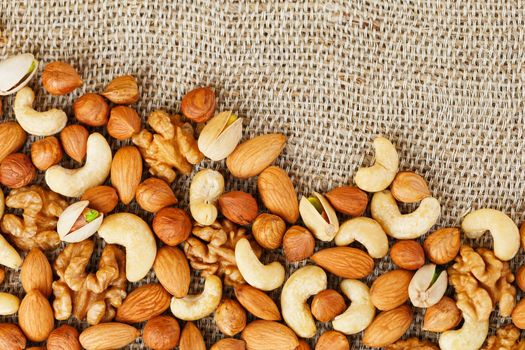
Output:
[0, 52, 524, 350]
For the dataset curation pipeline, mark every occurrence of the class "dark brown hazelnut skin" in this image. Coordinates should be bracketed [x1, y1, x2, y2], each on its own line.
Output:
[73, 93, 109, 126]
[0, 153, 36, 188]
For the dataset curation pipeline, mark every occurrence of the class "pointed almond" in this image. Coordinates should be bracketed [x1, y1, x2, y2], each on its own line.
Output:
[116, 283, 171, 323]
[363, 305, 413, 347]
[234, 284, 281, 321]
[81, 186, 119, 214]
[111, 146, 142, 205]
[0, 122, 26, 162]
[325, 186, 368, 217]
[180, 322, 205, 350]
[153, 246, 190, 298]
[20, 248, 53, 297]
[241, 321, 298, 350]
[60, 125, 88, 163]
[257, 166, 299, 223]
[311, 247, 374, 279]
[423, 227, 461, 264]
[370, 269, 413, 311]
[79, 323, 139, 350]
[211, 338, 246, 350]
[390, 171, 431, 203]
[423, 296, 462, 332]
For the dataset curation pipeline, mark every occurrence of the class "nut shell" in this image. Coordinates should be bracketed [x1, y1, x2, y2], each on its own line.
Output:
[42, 61, 83, 95]
[181, 86, 216, 123]
[136, 177, 178, 213]
[0, 323, 26, 350]
[60, 125, 89, 163]
[390, 240, 425, 270]
[326, 185, 368, 217]
[0, 153, 35, 188]
[252, 213, 286, 249]
[214, 299, 247, 336]
[311, 289, 346, 322]
[218, 191, 258, 226]
[143, 315, 180, 350]
[31, 136, 63, 170]
[18, 290, 54, 342]
[423, 227, 461, 264]
[153, 207, 192, 246]
[47, 325, 81, 350]
[80, 185, 118, 213]
[282, 225, 315, 262]
[370, 269, 413, 311]
[422, 296, 462, 332]
[107, 106, 141, 140]
[102, 75, 140, 104]
[73, 93, 109, 126]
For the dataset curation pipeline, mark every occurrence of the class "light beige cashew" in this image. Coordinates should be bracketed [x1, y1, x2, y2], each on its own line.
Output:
[14, 87, 67, 136]
[189, 169, 224, 225]
[299, 192, 339, 241]
[0, 293, 20, 315]
[354, 137, 399, 192]
[198, 111, 243, 161]
[332, 279, 375, 335]
[0, 53, 38, 95]
[281, 265, 327, 338]
[439, 309, 489, 350]
[409, 264, 448, 308]
[235, 238, 285, 291]
[371, 190, 441, 239]
[97, 213, 157, 282]
[170, 275, 222, 321]
[461, 209, 519, 261]
[335, 217, 388, 258]
[0, 233, 22, 269]
[45, 133, 112, 197]
[57, 200, 103, 243]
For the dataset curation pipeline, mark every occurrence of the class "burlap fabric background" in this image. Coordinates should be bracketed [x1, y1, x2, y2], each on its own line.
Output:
[1, 0, 525, 348]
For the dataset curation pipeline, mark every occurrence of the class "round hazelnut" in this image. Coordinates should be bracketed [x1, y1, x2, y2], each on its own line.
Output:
[282, 225, 315, 262]
[73, 93, 109, 126]
[135, 178, 178, 213]
[143, 315, 180, 350]
[218, 191, 258, 226]
[181, 86, 216, 123]
[47, 324, 81, 350]
[60, 125, 89, 163]
[252, 213, 286, 249]
[42, 61, 83, 95]
[315, 331, 349, 350]
[31, 136, 63, 170]
[311, 289, 346, 322]
[107, 106, 141, 140]
[153, 207, 192, 246]
[214, 298, 247, 336]
[0, 153, 36, 188]
[390, 240, 425, 270]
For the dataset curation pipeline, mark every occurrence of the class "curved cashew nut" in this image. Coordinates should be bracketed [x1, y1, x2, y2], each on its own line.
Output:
[354, 137, 399, 192]
[170, 275, 222, 320]
[0, 293, 20, 315]
[14, 87, 67, 136]
[0, 233, 22, 269]
[371, 190, 440, 239]
[461, 209, 519, 261]
[190, 169, 224, 225]
[281, 265, 327, 338]
[97, 213, 157, 282]
[408, 264, 447, 308]
[335, 217, 389, 258]
[332, 279, 375, 334]
[46, 133, 112, 197]
[439, 310, 489, 350]
[235, 238, 285, 291]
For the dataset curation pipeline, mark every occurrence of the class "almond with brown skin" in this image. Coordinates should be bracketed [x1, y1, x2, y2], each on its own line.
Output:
[102, 75, 139, 105]
[116, 283, 171, 323]
[135, 177, 178, 213]
[296, 340, 311, 350]
[423, 227, 461, 264]
[215, 298, 247, 336]
[423, 296, 462, 332]
[79, 323, 139, 350]
[0, 122, 26, 163]
[282, 225, 315, 262]
[0, 323, 26, 350]
[81, 186, 119, 213]
[315, 331, 349, 350]
[390, 171, 431, 203]
[30, 136, 63, 170]
[18, 290, 54, 342]
[181, 86, 216, 123]
[241, 320, 299, 350]
[325, 186, 368, 216]
[363, 304, 413, 347]
[143, 315, 180, 350]
[180, 322, 206, 350]
[257, 166, 299, 223]
[47, 325, 81, 350]
[60, 125, 88, 163]
[107, 106, 141, 140]
[111, 146, 142, 204]
[311, 289, 346, 322]
[153, 246, 190, 298]
[74, 93, 109, 126]
[311, 247, 374, 279]
[390, 240, 425, 270]
[20, 248, 53, 297]
[234, 284, 281, 321]
[218, 191, 258, 225]
[42, 61, 83, 95]
[211, 338, 246, 350]
[370, 269, 413, 311]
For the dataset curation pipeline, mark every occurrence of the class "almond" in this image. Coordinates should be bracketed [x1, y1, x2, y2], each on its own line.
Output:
[311, 289, 346, 322]
[152, 208, 192, 246]
[370, 269, 413, 311]
[227, 133, 287, 179]
[423, 227, 461, 264]
[181, 86, 216, 123]
[215, 298, 247, 336]
[311, 247, 374, 279]
[325, 186, 368, 216]
[60, 124, 89, 163]
[143, 315, 180, 350]
[363, 304, 413, 347]
[18, 290, 54, 342]
[20, 248, 53, 297]
[180, 322, 206, 350]
[79, 322, 139, 350]
[30, 136, 63, 171]
[296, 340, 311, 350]
[102, 75, 140, 105]
[390, 240, 425, 270]
[116, 283, 171, 323]
[241, 320, 299, 350]
[234, 284, 281, 321]
[282, 225, 315, 262]
[257, 166, 299, 223]
[512, 298, 525, 329]
[111, 146, 142, 204]
[135, 177, 177, 213]
[390, 171, 431, 203]
[107, 106, 141, 140]
[0, 323, 26, 350]
[47, 325, 81, 350]
[81, 185, 119, 213]
[423, 296, 462, 332]
[211, 338, 246, 350]
[315, 330, 349, 350]
[218, 191, 258, 225]
[0, 121, 26, 163]
[153, 246, 190, 298]
[42, 61, 83, 95]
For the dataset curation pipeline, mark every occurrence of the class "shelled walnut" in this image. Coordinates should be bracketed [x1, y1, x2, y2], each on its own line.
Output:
[386, 338, 439, 350]
[482, 324, 525, 350]
[52, 240, 127, 325]
[184, 219, 262, 286]
[132, 110, 203, 183]
[0, 185, 67, 250]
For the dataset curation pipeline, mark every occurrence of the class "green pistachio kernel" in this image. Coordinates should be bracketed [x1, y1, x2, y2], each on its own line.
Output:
[84, 209, 100, 223]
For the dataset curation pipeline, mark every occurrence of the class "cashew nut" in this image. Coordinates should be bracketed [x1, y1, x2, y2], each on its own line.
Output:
[299, 192, 339, 241]
[189, 169, 224, 225]
[45, 133, 112, 197]
[281, 265, 327, 338]
[0, 293, 20, 315]
[0, 233, 22, 269]
[14, 87, 67, 136]
[439, 309, 489, 350]
[97, 213, 157, 282]
[371, 190, 441, 239]
[461, 209, 519, 261]
[408, 264, 447, 308]
[335, 217, 389, 258]
[235, 238, 285, 291]
[354, 137, 399, 192]
[170, 275, 222, 321]
[332, 279, 375, 335]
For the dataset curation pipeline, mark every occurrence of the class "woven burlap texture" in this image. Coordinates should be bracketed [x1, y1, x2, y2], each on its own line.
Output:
[1, 0, 525, 348]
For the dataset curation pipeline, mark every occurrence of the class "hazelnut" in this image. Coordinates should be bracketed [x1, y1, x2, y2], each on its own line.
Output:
[214, 298, 247, 336]
[390, 240, 425, 270]
[143, 315, 180, 350]
[47, 324, 81, 350]
[282, 225, 315, 262]
[0, 153, 35, 188]
[311, 289, 346, 322]
[60, 125, 89, 163]
[73, 93, 109, 126]
[218, 191, 258, 226]
[80, 185, 119, 214]
[315, 331, 349, 350]
[517, 265, 525, 292]
[135, 177, 178, 213]
[102, 75, 140, 104]
[252, 213, 286, 249]
[181, 86, 216, 122]
[107, 106, 142, 140]
[30, 136, 63, 170]
[153, 207, 192, 246]
[42, 61, 83, 95]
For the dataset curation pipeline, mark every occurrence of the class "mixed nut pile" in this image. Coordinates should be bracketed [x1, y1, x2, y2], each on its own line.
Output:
[0, 53, 524, 350]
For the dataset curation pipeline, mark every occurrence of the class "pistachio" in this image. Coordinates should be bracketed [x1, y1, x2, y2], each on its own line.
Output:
[0, 54, 39, 95]
[408, 264, 448, 308]
[56, 200, 103, 243]
[198, 111, 243, 161]
[299, 192, 339, 241]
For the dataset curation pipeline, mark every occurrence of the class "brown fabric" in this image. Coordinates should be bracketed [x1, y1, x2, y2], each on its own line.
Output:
[1, 1, 524, 348]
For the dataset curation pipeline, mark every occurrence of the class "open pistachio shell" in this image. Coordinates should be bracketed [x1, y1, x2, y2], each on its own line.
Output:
[57, 200, 103, 242]
[409, 264, 448, 308]
[299, 192, 339, 242]
[197, 111, 243, 161]
[0, 53, 39, 95]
